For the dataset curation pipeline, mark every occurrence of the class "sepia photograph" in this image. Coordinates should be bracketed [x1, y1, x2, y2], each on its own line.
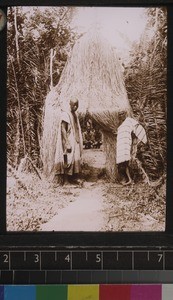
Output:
[6, 6, 167, 232]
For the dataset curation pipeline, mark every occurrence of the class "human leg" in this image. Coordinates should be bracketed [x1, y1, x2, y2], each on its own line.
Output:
[123, 165, 132, 185]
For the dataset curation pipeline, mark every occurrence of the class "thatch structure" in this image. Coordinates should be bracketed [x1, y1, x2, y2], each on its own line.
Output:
[42, 30, 131, 180]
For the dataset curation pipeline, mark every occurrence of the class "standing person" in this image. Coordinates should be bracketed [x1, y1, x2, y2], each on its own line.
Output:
[116, 111, 147, 185]
[93, 127, 103, 149]
[83, 127, 95, 149]
[54, 99, 83, 185]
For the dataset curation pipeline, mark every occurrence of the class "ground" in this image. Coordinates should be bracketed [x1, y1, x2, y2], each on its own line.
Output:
[7, 148, 165, 232]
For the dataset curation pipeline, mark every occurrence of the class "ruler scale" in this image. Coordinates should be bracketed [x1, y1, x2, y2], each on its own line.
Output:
[0, 249, 173, 284]
[1, 250, 173, 271]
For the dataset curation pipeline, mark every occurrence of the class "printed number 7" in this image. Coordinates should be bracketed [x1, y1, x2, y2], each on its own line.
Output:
[158, 254, 163, 263]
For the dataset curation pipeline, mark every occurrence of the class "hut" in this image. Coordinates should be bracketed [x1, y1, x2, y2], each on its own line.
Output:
[42, 30, 131, 181]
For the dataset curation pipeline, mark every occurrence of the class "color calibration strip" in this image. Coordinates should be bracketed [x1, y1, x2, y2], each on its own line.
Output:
[0, 284, 173, 300]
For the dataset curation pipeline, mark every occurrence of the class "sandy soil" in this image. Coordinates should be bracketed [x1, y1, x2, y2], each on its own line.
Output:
[7, 148, 165, 232]
[41, 182, 106, 231]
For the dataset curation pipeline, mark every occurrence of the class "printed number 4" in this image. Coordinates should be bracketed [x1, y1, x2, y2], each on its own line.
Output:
[65, 254, 70, 262]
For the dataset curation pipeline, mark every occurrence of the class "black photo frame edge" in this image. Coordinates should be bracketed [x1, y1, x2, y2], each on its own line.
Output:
[0, 0, 173, 249]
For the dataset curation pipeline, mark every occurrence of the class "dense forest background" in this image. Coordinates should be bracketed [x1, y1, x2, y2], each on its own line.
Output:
[7, 7, 167, 181]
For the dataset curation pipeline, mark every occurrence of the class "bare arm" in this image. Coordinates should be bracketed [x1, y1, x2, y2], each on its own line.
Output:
[61, 121, 71, 153]
[61, 121, 68, 153]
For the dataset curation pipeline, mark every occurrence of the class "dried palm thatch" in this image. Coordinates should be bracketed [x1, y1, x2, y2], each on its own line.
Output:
[57, 30, 131, 128]
[41, 89, 61, 178]
[42, 29, 131, 180]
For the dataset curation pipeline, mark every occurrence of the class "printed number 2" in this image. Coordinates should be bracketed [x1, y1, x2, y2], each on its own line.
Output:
[3, 254, 9, 263]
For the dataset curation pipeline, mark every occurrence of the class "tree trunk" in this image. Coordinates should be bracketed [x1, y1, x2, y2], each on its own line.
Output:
[14, 112, 20, 168]
[50, 49, 56, 89]
[9, 53, 26, 156]
[26, 106, 31, 157]
[14, 7, 20, 68]
[103, 130, 117, 181]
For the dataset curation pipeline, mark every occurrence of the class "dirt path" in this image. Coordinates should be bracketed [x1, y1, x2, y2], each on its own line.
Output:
[7, 148, 165, 231]
[37, 148, 165, 232]
[41, 182, 106, 231]
[41, 148, 107, 231]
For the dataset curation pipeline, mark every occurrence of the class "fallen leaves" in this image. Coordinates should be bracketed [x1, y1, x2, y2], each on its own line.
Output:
[7, 171, 79, 231]
[6, 150, 166, 232]
[104, 181, 165, 232]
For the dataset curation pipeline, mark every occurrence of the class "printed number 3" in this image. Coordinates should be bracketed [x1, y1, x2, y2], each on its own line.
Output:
[34, 254, 39, 263]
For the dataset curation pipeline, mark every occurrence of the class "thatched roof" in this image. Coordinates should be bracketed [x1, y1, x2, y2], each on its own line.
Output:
[54, 30, 131, 131]
[42, 29, 131, 177]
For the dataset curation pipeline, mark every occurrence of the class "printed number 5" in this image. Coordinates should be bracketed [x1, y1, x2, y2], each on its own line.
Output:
[96, 254, 101, 263]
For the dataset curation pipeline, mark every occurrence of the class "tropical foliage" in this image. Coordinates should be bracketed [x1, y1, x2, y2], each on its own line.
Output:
[7, 7, 167, 180]
[7, 7, 76, 168]
[125, 7, 167, 179]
